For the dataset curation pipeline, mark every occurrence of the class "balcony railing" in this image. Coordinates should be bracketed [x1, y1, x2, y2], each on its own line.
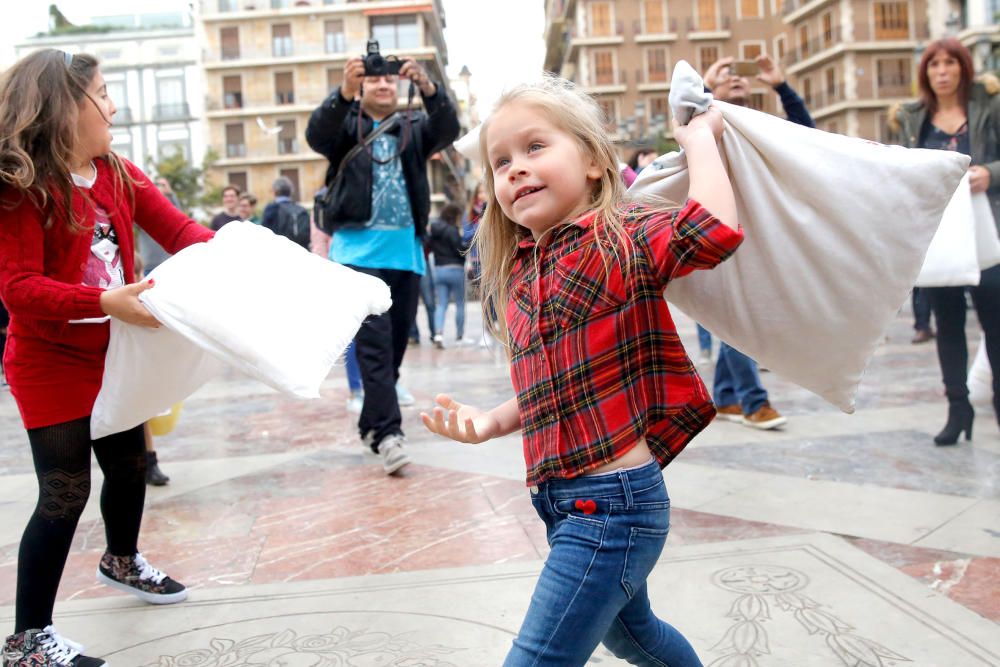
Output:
[877, 81, 912, 97]
[152, 103, 191, 121]
[224, 92, 243, 109]
[114, 107, 134, 125]
[275, 91, 295, 105]
[686, 16, 731, 32]
[632, 17, 678, 35]
[278, 138, 298, 154]
[226, 143, 247, 158]
[784, 25, 842, 66]
[569, 20, 625, 39]
[591, 69, 627, 88]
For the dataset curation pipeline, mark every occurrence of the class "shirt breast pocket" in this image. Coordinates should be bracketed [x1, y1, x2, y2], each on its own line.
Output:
[507, 282, 536, 350]
[549, 246, 627, 328]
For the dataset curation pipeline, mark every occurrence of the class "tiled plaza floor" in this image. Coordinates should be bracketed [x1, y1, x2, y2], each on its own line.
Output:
[0, 304, 997, 665]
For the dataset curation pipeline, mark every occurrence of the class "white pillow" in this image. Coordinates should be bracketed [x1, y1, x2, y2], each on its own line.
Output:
[91, 222, 392, 438]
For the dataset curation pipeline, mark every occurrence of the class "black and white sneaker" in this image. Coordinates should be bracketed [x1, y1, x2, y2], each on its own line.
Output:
[96, 552, 187, 605]
[377, 434, 410, 475]
[2, 625, 107, 666]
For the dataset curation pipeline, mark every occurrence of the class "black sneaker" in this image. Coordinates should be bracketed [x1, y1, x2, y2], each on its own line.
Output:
[96, 552, 187, 605]
[144, 451, 169, 486]
[3, 626, 107, 666]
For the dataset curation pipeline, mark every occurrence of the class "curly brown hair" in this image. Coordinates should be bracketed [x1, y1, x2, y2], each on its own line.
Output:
[0, 49, 137, 230]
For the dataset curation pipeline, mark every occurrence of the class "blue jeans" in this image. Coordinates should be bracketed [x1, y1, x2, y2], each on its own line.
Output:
[433, 264, 466, 339]
[409, 268, 437, 342]
[696, 324, 712, 353]
[345, 341, 362, 393]
[713, 342, 768, 415]
[505, 460, 702, 667]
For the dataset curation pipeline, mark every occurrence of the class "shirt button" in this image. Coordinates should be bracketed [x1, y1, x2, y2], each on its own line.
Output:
[529, 485, 539, 494]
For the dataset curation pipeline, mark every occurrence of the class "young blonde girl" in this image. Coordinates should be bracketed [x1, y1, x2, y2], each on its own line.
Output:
[421, 76, 742, 666]
[0, 50, 212, 664]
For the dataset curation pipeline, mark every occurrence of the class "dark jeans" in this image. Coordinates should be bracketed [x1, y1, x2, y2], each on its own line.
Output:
[912, 287, 933, 332]
[713, 342, 769, 415]
[409, 268, 436, 342]
[347, 266, 420, 449]
[925, 264, 1000, 402]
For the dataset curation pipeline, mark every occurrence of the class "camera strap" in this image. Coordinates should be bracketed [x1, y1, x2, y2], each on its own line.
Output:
[336, 114, 399, 178]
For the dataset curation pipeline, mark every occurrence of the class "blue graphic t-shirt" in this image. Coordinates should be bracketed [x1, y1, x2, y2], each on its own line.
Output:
[330, 123, 425, 275]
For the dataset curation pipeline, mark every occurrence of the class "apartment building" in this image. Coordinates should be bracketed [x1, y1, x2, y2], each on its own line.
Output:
[16, 12, 205, 168]
[544, 0, 998, 145]
[199, 0, 456, 206]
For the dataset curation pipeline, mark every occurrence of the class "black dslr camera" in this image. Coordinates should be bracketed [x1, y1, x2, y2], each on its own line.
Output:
[363, 40, 401, 77]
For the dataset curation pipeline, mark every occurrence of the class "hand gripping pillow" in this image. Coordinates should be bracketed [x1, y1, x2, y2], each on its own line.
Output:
[92, 222, 392, 438]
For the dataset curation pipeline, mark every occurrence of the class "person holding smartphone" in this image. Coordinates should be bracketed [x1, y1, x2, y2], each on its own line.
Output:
[704, 54, 815, 129]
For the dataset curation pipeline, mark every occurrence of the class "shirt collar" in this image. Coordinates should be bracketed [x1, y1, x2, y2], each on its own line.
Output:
[515, 210, 598, 251]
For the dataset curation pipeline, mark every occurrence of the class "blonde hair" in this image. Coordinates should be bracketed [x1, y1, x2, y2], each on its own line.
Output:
[475, 74, 672, 349]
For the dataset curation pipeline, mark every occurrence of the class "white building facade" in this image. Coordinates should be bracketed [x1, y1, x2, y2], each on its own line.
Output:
[15, 12, 206, 172]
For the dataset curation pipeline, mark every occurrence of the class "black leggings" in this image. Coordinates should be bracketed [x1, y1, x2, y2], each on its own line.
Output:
[15, 417, 147, 632]
[925, 264, 1000, 402]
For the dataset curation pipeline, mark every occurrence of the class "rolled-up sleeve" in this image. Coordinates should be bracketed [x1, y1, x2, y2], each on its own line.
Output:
[638, 199, 744, 286]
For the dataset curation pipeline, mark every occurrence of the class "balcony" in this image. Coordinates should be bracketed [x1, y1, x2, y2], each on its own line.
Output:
[278, 138, 299, 154]
[152, 103, 191, 122]
[584, 68, 628, 94]
[569, 20, 625, 42]
[686, 15, 731, 39]
[784, 25, 842, 67]
[226, 143, 247, 158]
[633, 17, 678, 42]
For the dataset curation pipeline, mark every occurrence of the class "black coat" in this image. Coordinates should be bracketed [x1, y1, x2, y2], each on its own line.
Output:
[305, 84, 460, 238]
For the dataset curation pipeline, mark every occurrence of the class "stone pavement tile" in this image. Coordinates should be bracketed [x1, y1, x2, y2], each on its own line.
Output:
[8, 533, 997, 666]
[912, 498, 1000, 557]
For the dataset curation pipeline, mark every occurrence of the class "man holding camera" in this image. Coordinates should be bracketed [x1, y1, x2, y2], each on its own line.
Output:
[700, 53, 814, 430]
[306, 45, 459, 474]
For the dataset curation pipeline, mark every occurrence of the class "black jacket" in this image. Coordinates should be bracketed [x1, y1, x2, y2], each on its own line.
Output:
[427, 220, 467, 266]
[305, 84, 460, 238]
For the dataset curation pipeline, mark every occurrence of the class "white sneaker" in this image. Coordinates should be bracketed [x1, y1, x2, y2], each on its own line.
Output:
[346, 391, 363, 414]
[377, 435, 410, 475]
[432, 334, 445, 349]
[395, 383, 415, 406]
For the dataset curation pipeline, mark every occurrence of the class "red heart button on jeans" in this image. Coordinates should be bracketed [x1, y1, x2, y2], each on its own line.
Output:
[575, 499, 597, 515]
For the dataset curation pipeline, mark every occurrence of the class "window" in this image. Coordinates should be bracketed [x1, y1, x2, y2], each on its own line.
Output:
[802, 77, 813, 107]
[155, 76, 186, 120]
[227, 171, 248, 194]
[648, 96, 669, 124]
[158, 138, 189, 161]
[827, 121, 839, 134]
[646, 48, 668, 83]
[220, 27, 240, 60]
[798, 24, 810, 58]
[272, 24, 292, 57]
[279, 168, 300, 200]
[274, 72, 294, 105]
[223, 75, 243, 109]
[740, 42, 763, 60]
[643, 1, 666, 33]
[876, 58, 911, 95]
[218, 0, 239, 11]
[774, 35, 786, 61]
[271, 0, 292, 7]
[225, 123, 246, 158]
[371, 14, 419, 49]
[825, 67, 837, 101]
[699, 45, 720, 73]
[749, 92, 766, 110]
[740, 0, 761, 19]
[821, 12, 834, 47]
[106, 79, 127, 111]
[324, 19, 345, 53]
[589, 2, 613, 36]
[327, 67, 344, 91]
[593, 50, 615, 85]
[874, 2, 909, 39]
[277, 120, 297, 154]
[697, 0, 718, 30]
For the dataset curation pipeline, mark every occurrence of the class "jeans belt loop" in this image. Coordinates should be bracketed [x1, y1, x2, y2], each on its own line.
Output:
[619, 469, 634, 509]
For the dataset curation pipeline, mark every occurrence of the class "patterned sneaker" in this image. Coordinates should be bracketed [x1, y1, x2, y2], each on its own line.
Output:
[377, 434, 410, 475]
[96, 552, 187, 605]
[743, 403, 788, 430]
[715, 404, 744, 423]
[3, 625, 107, 666]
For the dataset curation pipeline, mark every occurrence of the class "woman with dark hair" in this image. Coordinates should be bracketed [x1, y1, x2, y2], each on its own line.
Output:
[0, 49, 212, 663]
[892, 38, 1000, 445]
[429, 202, 469, 348]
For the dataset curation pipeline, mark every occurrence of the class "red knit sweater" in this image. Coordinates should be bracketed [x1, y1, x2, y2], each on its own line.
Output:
[0, 158, 214, 429]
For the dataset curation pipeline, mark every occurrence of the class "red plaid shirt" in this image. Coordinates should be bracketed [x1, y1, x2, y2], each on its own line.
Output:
[507, 200, 743, 486]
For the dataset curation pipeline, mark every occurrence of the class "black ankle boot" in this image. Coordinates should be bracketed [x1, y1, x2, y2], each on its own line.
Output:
[934, 399, 974, 446]
[145, 450, 170, 486]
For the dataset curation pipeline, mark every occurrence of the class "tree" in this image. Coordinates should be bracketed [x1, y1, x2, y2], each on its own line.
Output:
[149, 148, 222, 219]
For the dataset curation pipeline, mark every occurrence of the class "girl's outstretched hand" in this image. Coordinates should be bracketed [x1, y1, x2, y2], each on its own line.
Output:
[421, 394, 502, 444]
[99, 280, 161, 328]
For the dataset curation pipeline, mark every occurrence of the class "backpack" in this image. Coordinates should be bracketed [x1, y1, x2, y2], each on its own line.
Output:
[274, 201, 311, 249]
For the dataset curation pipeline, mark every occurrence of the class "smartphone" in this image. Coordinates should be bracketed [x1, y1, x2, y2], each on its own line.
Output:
[731, 60, 758, 77]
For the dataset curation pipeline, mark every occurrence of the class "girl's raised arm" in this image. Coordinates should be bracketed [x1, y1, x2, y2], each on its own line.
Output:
[674, 107, 739, 231]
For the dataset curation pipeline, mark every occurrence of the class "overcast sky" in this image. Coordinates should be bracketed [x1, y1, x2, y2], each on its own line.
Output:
[0, 0, 545, 119]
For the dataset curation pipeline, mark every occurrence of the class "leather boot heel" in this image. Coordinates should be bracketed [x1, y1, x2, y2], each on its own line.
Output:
[934, 399, 974, 446]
